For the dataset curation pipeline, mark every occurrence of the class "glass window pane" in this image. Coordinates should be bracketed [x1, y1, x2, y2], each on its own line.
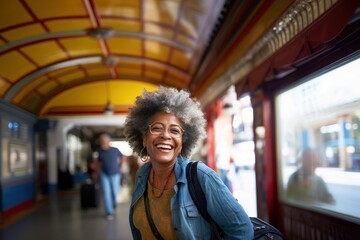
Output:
[276, 57, 360, 219]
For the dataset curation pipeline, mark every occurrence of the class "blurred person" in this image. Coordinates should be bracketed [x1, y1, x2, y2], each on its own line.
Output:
[124, 86, 253, 239]
[97, 133, 124, 220]
[214, 102, 234, 192]
[286, 148, 335, 204]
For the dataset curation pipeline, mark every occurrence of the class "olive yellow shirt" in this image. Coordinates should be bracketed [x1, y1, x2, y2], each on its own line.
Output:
[133, 181, 178, 239]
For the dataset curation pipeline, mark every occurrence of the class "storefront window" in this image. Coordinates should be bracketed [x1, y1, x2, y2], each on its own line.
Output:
[276, 57, 360, 220]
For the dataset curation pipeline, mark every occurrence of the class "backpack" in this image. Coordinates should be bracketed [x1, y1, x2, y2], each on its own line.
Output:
[186, 161, 284, 240]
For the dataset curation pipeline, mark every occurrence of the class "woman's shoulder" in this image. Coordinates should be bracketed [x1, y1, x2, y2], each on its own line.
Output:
[196, 161, 214, 173]
[192, 161, 219, 180]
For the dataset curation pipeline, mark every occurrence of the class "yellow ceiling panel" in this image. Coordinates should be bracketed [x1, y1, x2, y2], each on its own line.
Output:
[95, 0, 141, 18]
[21, 41, 68, 66]
[102, 19, 140, 32]
[165, 71, 187, 88]
[0, 51, 37, 81]
[45, 19, 92, 32]
[144, 65, 165, 80]
[37, 81, 59, 95]
[12, 75, 50, 103]
[2, 24, 46, 42]
[60, 37, 102, 57]
[117, 62, 142, 76]
[108, 37, 142, 56]
[145, 40, 170, 62]
[170, 49, 189, 70]
[0, 1, 33, 29]
[84, 64, 112, 77]
[175, 34, 195, 48]
[40, 80, 158, 114]
[144, 23, 174, 40]
[20, 92, 41, 112]
[26, 0, 87, 19]
[0, 79, 10, 96]
[12, 89, 28, 104]
[107, 81, 158, 105]
[57, 71, 86, 84]
[144, 0, 180, 26]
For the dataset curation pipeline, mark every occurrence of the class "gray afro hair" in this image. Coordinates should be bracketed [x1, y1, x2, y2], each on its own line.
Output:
[124, 86, 207, 158]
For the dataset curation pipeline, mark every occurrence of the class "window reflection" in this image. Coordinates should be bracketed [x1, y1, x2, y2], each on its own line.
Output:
[286, 148, 335, 204]
[276, 57, 360, 219]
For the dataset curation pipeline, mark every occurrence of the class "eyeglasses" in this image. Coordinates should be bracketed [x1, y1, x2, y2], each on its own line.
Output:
[148, 123, 184, 138]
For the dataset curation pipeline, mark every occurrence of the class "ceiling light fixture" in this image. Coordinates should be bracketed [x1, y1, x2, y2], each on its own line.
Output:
[86, 27, 115, 39]
[102, 56, 118, 67]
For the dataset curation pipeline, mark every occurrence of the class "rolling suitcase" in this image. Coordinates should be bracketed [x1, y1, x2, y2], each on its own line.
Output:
[80, 179, 100, 209]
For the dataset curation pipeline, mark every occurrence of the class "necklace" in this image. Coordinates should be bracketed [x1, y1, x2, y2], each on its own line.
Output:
[151, 168, 173, 198]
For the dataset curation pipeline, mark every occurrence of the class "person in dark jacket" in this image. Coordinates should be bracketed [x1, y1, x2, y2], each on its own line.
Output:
[98, 133, 123, 220]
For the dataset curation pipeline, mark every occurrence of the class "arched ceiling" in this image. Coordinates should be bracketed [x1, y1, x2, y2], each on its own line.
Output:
[0, 0, 306, 117]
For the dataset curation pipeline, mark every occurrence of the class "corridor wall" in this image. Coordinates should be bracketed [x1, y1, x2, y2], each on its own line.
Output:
[0, 100, 37, 219]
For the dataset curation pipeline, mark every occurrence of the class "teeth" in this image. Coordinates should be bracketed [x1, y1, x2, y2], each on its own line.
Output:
[156, 144, 172, 149]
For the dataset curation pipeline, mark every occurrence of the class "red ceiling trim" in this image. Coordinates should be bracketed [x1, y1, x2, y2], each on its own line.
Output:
[0, 35, 8, 44]
[83, 0, 118, 78]
[83, 0, 100, 28]
[20, 0, 50, 32]
[0, 75, 12, 84]
[0, 16, 86, 33]
[0, 36, 76, 55]
[17, 49, 39, 67]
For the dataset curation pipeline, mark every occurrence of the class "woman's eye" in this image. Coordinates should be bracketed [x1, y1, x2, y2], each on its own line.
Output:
[170, 128, 181, 134]
[152, 126, 163, 132]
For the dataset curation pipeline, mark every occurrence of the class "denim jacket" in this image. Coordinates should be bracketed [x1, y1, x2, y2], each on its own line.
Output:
[129, 156, 254, 240]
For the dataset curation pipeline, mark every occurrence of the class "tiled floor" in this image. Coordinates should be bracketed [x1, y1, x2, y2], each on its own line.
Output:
[0, 186, 133, 240]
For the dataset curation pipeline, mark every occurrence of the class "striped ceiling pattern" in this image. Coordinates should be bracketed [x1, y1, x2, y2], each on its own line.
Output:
[0, 0, 295, 117]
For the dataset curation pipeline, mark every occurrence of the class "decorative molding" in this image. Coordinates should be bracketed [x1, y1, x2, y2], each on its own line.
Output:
[200, 0, 339, 107]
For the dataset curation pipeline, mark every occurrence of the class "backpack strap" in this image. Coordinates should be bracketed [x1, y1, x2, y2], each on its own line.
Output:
[186, 161, 224, 239]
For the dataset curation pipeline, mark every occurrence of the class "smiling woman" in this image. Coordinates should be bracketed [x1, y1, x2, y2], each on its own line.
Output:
[124, 86, 253, 240]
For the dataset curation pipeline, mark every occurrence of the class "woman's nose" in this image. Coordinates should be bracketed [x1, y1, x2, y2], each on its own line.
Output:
[160, 129, 171, 138]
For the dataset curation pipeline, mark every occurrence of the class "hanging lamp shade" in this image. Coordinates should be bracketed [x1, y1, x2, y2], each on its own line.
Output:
[103, 79, 114, 115]
[104, 100, 114, 115]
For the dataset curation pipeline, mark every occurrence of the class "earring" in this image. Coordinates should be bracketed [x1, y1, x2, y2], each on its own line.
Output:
[139, 147, 150, 162]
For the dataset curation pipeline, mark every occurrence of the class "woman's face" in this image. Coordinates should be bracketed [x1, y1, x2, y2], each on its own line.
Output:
[143, 112, 183, 164]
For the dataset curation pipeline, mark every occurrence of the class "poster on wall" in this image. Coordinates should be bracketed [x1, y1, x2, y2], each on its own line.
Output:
[9, 142, 29, 172]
